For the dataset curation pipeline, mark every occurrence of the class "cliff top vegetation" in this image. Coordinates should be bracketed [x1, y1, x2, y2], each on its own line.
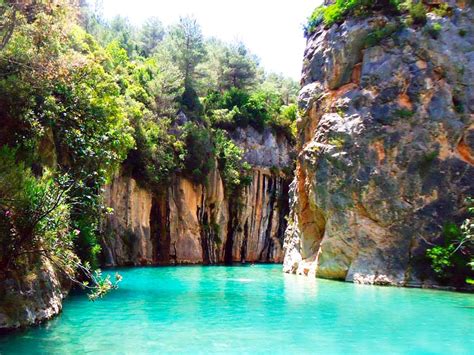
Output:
[305, 0, 459, 36]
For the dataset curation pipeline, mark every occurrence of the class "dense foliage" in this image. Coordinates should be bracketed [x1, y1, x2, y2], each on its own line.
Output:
[304, 0, 454, 36]
[0, 0, 135, 298]
[0, 0, 297, 296]
[426, 198, 474, 285]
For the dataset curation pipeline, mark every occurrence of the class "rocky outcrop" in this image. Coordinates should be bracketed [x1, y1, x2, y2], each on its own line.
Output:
[0, 258, 68, 331]
[102, 127, 292, 266]
[284, 3, 474, 286]
[229, 126, 292, 167]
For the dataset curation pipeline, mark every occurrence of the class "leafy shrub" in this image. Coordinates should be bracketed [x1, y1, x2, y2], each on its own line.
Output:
[280, 104, 297, 122]
[180, 83, 203, 116]
[426, 23, 442, 39]
[426, 198, 474, 284]
[182, 123, 216, 184]
[213, 129, 251, 195]
[305, 0, 402, 36]
[127, 117, 183, 187]
[244, 92, 271, 131]
[208, 108, 237, 129]
[405, 1, 427, 25]
[364, 22, 402, 47]
[73, 216, 102, 270]
[0, 147, 72, 268]
[204, 88, 286, 133]
[432, 3, 450, 17]
[304, 0, 443, 36]
[427, 244, 455, 275]
[0, 146, 121, 298]
[394, 108, 415, 118]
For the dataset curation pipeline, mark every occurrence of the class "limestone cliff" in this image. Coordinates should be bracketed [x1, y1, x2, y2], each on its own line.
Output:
[102, 127, 292, 265]
[284, 2, 474, 286]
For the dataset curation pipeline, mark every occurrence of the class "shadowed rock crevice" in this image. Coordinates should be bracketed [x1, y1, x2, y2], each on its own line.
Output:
[151, 194, 170, 264]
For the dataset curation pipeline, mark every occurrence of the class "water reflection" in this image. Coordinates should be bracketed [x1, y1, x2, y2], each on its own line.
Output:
[282, 272, 319, 302]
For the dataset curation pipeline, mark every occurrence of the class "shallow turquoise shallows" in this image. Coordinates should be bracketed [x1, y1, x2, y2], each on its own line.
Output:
[1, 265, 473, 354]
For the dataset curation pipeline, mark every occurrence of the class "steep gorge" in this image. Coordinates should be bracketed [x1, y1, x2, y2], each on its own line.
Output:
[283, 1, 474, 287]
[3, 0, 474, 335]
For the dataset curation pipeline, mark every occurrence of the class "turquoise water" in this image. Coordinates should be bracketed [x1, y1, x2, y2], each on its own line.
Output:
[0, 265, 473, 354]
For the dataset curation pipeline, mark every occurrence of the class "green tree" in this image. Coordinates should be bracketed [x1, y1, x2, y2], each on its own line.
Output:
[260, 73, 299, 105]
[219, 41, 257, 91]
[165, 16, 206, 113]
[168, 16, 205, 85]
[182, 122, 215, 184]
[195, 38, 226, 95]
[143, 53, 183, 117]
[213, 129, 250, 195]
[138, 17, 164, 57]
[109, 16, 137, 55]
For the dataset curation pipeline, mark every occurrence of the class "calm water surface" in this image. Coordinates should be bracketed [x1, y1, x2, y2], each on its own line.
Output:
[0, 265, 473, 354]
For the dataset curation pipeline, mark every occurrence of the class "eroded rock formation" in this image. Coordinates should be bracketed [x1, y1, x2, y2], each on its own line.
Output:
[284, 4, 474, 286]
[0, 258, 68, 330]
[102, 127, 292, 265]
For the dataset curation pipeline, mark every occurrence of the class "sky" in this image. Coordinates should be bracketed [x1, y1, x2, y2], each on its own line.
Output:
[97, 0, 322, 80]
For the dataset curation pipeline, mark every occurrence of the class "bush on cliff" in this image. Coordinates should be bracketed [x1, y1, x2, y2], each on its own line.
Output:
[182, 122, 216, 184]
[305, 0, 445, 36]
[0, 147, 121, 299]
[426, 198, 474, 285]
[305, 0, 402, 35]
[213, 129, 251, 195]
[203, 87, 296, 137]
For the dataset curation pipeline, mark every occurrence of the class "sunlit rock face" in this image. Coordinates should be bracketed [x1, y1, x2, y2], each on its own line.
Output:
[284, 4, 474, 286]
[101, 128, 292, 265]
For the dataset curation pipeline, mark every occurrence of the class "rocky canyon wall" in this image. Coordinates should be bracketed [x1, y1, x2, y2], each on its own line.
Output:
[101, 126, 292, 266]
[284, 3, 474, 286]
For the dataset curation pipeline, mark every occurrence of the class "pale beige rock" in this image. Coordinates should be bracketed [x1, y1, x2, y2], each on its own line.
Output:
[102, 167, 289, 265]
[102, 175, 154, 265]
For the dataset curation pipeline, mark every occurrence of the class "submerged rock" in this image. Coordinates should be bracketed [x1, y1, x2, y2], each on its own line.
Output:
[284, 4, 474, 286]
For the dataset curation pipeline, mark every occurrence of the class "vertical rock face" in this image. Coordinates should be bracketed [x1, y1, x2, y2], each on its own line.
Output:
[102, 128, 292, 266]
[102, 175, 155, 265]
[284, 5, 474, 286]
[228, 168, 289, 263]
